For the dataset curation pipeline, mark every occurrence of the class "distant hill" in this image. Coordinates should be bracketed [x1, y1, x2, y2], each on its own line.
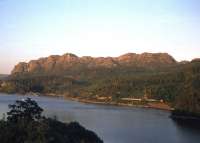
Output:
[11, 52, 176, 75]
[1, 52, 200, 115]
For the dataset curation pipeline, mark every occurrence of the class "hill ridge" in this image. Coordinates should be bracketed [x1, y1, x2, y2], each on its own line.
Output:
[11, 52, 177, 74]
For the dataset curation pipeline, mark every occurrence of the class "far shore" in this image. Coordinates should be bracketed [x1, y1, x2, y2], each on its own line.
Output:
[62, 96, 173, 111]
[0, 92, 173, 111]
[34, 92, 173, 111]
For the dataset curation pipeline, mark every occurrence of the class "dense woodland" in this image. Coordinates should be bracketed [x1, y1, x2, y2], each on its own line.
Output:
[0, 54, 200, 116]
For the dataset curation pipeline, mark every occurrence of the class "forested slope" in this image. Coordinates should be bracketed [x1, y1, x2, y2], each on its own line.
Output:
[0, 53, 200, 115]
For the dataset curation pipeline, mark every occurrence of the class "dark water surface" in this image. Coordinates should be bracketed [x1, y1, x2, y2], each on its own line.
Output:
[0, 93, 199, 143]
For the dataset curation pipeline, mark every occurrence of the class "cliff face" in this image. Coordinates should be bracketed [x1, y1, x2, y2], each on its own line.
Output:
[116, 53, 176, 65]
[11, 53, 177, 75]
[192, 58, 200, 63]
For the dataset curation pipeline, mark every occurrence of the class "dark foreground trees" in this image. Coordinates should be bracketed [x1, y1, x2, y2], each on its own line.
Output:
[0, 98, 103, 143]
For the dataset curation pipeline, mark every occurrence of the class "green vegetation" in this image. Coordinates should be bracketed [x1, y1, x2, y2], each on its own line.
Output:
[0, 98, 103, 143]
[173, 73, 200, 115]
[0, 58, 200, 116]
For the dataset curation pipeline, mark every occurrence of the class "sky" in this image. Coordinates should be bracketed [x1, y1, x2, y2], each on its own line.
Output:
[0, 0, 200, 74]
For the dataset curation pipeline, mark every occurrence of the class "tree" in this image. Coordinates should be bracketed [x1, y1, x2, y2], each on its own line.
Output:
[0, 98, 103, 143]
[7, 98, 43, 122]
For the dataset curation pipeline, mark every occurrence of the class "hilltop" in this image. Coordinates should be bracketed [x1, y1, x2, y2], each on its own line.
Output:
[11, 52, 176, 75]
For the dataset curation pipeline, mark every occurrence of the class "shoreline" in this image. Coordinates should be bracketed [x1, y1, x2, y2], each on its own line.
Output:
[62, 96, 173, 111]
[0, 92, 173, 111]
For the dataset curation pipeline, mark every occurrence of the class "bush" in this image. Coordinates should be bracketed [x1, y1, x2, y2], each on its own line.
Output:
[0, 98, 103, 143]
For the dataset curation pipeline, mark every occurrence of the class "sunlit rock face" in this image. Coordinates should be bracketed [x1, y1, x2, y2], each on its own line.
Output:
[192, 58, 200, 63]
[12, 62, 28, 74]
[11, 52, 177, 75]
[116, 53, 176, 66]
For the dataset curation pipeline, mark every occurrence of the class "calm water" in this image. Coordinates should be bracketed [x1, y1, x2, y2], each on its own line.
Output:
[0, 93, 199, 143]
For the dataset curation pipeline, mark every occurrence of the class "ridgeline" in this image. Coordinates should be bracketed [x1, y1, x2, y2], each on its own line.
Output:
[0, 52, 200, 116]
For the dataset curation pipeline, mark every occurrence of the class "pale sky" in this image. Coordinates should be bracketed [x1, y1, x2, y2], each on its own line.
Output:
[0, 0, 200, 74]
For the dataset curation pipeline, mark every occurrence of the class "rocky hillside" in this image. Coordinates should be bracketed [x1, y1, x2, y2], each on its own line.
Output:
[11, 53, 177, 75]
[2, 52, 200, 116]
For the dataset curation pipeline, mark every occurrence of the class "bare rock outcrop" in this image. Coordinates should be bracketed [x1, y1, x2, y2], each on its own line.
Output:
[11, 52, 177, 75]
